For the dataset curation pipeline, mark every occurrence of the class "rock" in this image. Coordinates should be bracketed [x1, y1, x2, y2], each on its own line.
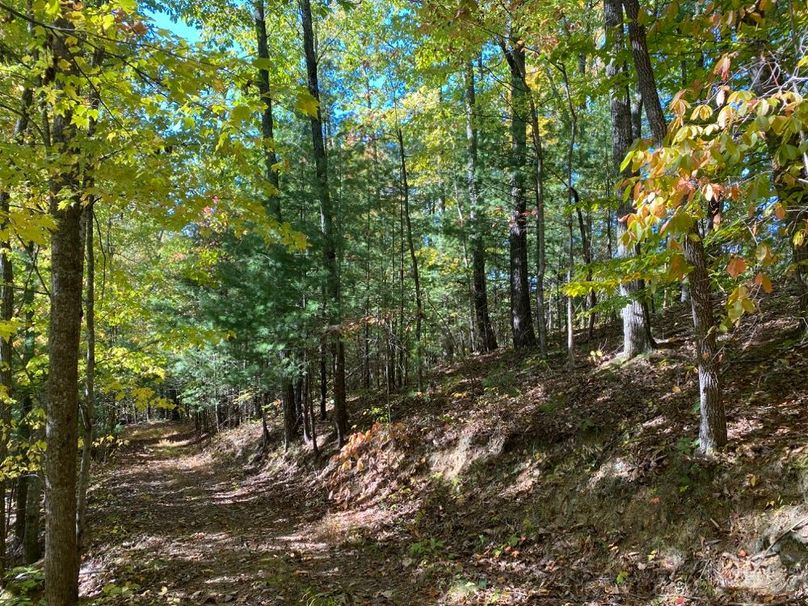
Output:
[774, 530, 808, 571]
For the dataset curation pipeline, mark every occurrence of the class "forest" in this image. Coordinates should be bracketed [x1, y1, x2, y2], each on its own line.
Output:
[0, 0, 806, 604]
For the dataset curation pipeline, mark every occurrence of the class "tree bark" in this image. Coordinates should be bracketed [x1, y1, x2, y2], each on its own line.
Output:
[623, 0, 667, 143]
[396, 127, 423, 390]
[300, 0, 348, 445]
[0, 76, 32, 577]
[43, 12, 85, 604]
[606, 0, 651, 358]
[528, 98, 548, 356]
[464, 62, 497, 353]
[502, 41, 536, 350]
[625, 0, 725, 452]
[683, 229, 726, 454]
[254, 0, 280, 214]
[76, 205, 95, 550]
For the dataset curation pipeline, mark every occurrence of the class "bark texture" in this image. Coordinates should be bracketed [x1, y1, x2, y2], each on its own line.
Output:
[464, 63, 497, 353]
[44, 15, 85, 605]
[606, 0, 651, 358]
[503, 41, 536, 350]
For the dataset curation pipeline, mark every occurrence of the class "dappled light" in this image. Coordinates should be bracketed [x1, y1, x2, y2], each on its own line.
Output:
[0, 0, 805, 604]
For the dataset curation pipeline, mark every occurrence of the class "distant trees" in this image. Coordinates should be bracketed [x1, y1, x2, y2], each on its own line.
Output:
[0, 0, 804, 599]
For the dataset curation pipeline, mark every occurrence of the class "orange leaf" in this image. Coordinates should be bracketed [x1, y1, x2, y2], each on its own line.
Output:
[727, 256, 747, 278]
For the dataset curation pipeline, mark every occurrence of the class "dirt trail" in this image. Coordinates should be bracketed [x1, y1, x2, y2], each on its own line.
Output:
[81, 424, 404, 606]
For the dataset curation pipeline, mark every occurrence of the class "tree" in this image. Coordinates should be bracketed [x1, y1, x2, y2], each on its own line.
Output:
[464, 61, 498, 354]
[501, 33, 537, 350]
[605, 0, 651, 359]
[299, 0, 348, 445]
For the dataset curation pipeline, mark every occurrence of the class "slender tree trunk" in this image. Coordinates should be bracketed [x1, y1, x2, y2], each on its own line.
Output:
[396, 128, 423, 390]
[76, 206, 95, 550]
[0, 78, 32, 579]
[606, 0, 651, 358]
[555, 63, 577, 365]
[464, 62, 497, 353]
[625, 0, 725, 452]
[573, 192, 597, 339]
[0, 200, 11, 581]
[23, 465, 42, 564]
[622, 0, 667, 144]
[255, 0, 300, 443]
[254, 0, 280, 214]
[683, 228, 726, 453]
[502, 42, 537, 349]
[319, 342, 327, 419]
[300, 0, 347, 445]
[528, 98, 548, 356]
[566, 216, 575, 366]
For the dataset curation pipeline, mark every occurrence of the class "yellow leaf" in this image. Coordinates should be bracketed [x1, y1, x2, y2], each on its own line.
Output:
[754, 272, 773, 293]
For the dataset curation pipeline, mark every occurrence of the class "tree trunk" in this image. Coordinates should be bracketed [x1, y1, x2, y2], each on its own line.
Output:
[76, 206, 95, 550]
[300, 0, 348, 445]
[464, 62, 497, 354]
[396, 127, 423, 390]
[43, 12, 85, 604]
[606, 0, 651, 358]
[503, 42, 536, 350]
[0, 79, 32, 578]
[527, 98, 548, 356]
[683, 230, 726, 454]
[254, 0, 280, 213]
[622, 0, 667, 143]
[574, 193, 597, 339]
[23, 468, 42, 564]
[625, 0, 725, 451]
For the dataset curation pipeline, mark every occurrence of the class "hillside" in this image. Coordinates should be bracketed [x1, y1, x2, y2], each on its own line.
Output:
[65, 297, 808, 606]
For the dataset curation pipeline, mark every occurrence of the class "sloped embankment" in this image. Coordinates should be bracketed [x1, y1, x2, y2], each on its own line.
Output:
[85, 297, 807, 605]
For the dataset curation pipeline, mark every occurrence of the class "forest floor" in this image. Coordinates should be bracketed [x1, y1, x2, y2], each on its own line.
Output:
[78, 296, 808, 606]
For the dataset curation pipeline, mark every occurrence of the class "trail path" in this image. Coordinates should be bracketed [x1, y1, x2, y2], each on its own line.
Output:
[82, 424, 405, 606]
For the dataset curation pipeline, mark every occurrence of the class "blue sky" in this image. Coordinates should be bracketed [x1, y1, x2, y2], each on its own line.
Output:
[147, 9, 200, 42]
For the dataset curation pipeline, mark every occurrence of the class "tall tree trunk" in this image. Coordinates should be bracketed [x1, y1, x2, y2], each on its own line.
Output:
[527, 98, 548, 356]
[396, 127, 423, 390]
[255, 0, 299, 443]
[573, 191, 597, 338]
[18, 242, 38, 562]
[254, 0, 280, 216]
[624, 0, 725, 452]
[606, 0, 651, 358]
[43, 12, 85, 604]
[300, 0, 348, 445]
[502, 41, 536, 349]
[464, 63, 497, 353]
[76, 205, 95, 550]
[0, 95, 31, 581]
[75, 50, 102, 547]
[0, 192, 11, 582]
